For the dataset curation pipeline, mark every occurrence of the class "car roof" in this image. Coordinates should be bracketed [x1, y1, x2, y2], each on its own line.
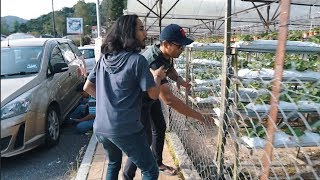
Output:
[1, 38, 72, 47]
[78, 45, 95, 50]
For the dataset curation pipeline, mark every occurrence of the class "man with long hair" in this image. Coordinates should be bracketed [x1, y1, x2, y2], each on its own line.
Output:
[83, 14, 166, 180]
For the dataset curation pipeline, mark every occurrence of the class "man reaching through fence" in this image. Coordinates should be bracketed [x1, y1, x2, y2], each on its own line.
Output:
[123, 24, 214, 179]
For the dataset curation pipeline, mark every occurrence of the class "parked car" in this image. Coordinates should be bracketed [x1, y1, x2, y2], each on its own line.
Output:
[1, 34, 7, 41]
[78, 45, 96, 74]
[1, 38, 87, 157]
[5, 33, 36, 40]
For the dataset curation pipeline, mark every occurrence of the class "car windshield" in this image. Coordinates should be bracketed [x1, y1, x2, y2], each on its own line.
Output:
[80, 49, 95, 59]
[1, 46, 43, 76]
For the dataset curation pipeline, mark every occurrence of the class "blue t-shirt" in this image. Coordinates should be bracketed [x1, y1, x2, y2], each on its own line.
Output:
[88, 97, 96, 115]
[88, 51, 155, 137]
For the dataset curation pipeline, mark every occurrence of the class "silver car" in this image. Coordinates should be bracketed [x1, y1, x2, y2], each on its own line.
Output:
[78, 45, 96, 74]
[1, 38, 87, 157]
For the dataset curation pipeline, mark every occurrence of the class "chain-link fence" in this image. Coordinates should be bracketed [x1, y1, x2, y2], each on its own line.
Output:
[163, 41, 320, 179]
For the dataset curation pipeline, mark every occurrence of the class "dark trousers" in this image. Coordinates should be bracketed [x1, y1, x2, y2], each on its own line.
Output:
[123, 99, 166, 180]
[150, 99, 166, 166]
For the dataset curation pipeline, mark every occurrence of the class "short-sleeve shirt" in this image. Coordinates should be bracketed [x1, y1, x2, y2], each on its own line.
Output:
[88, 51, 156, 137]
[142, 44, 174, 85]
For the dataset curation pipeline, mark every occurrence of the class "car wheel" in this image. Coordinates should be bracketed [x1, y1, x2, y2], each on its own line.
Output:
[45, 106, 60, 147]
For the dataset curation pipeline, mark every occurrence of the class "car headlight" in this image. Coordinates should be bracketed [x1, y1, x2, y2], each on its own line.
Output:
[1, 90, 33, 120]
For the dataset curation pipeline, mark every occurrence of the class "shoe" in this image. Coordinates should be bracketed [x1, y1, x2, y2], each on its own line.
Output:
[159, 164, 177, 176]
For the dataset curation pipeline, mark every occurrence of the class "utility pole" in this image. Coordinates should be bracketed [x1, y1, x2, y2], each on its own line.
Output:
[96, 0, 101, 37]
[52, 0, 57, 37]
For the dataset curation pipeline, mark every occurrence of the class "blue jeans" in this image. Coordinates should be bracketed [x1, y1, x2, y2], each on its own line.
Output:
[123, 105, 152, 180]
[67, 104, 88, 120]
[96, 130, 159, 180]
[76, 119, 94, 134]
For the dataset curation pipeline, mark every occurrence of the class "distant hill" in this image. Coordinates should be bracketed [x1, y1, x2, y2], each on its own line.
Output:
[1, 16, 28, 31]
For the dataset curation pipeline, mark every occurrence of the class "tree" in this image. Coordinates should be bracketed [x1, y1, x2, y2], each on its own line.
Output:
[101, 0, 110, 27]
[1, 19, 10, 35]
[13, 21, 20, 33]
[109, 0, 125, 21]
[55, 12, 66, 37]
[74, 0, 92, 35]
[18, 24, 28, 33]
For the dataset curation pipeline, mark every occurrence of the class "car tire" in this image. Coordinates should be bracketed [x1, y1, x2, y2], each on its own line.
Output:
[45, 106, 60, 147]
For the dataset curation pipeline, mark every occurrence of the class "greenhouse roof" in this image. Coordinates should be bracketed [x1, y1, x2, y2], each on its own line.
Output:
[242, 0, 320, 6]
[126, 0, 320, 38]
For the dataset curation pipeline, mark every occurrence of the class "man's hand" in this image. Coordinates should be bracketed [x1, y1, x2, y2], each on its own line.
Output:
[176, 76, 191, 90]
[150, 66, 166, 80]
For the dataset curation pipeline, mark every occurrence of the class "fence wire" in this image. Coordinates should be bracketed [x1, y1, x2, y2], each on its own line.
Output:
[162, 41, 320, 179]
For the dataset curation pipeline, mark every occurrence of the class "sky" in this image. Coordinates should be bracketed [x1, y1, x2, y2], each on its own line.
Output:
[1, 0, 98, 20]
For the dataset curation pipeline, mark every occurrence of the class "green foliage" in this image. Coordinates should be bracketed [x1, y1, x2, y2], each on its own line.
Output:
[8, 2, 98, 37]
[193, 69, 218, 79]
[195, 36, 223, 43]
[237, 34, 253, 41]
[110, 0, 125, 21]
[245, 124, 267, 138]
[287, 30, 303, 41]
[284, 54, 319, 71]
[1, 19, 10, 35]
[74, 1, 94, 30]
[259, 31, 278, 40]
[255, 94, 271, 104]
[13, 21, 20, 33]
[192, 49, 223, 60]
[309, 35, 320, 44]
[283, 127, 304, 137]
[101, 0, 111, 27]
[194, 92, 209, 98]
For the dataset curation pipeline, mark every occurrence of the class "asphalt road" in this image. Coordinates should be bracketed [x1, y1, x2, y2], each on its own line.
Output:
[1, 124, 91, 180]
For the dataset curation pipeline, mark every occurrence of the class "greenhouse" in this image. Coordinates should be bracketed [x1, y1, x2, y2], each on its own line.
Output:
[125, 1, 320, 179]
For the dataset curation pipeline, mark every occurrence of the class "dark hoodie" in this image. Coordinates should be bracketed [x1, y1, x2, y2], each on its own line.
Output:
[88, 50, 156, 137]
[104, 51, 133, 74]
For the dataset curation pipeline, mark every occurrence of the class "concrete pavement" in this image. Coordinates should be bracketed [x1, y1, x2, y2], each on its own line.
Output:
[75, 132, 201, 180]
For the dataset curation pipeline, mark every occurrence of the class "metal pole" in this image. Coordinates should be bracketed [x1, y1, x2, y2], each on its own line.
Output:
[96, 0, 101, 37]
[216, 0, 232, 179]
[159, 0, 162, 34]
[260, 0, 291, 179]
[80, 27, 82, 47]
[52, 0, 56, 37]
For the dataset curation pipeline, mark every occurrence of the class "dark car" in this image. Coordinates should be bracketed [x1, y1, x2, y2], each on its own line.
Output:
[1, 38, 87, 157]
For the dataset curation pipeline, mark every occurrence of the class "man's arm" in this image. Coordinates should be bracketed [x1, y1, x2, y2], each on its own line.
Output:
[147, 75, 162, 100]
[166, 68, 180, 82]
[167, 68, 191, 90]
[83, 80, 96, 98]
[159, 83, 205, 122]
[147, 66, 166, 100]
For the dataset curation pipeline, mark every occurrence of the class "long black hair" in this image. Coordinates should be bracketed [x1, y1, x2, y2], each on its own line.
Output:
[101, 14, 142, 54]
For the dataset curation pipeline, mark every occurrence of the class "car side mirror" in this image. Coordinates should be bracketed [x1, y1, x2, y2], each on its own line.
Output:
[53, 62, 69, 73]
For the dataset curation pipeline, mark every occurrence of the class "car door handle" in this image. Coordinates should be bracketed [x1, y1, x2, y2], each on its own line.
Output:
[69, 72, 72, 76]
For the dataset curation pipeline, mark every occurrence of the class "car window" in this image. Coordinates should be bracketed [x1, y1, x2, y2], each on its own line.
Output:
[59, 43, 76, 63]
[81, 49, 95, 59]
[68, 41, 82, 57]
[1, 46, 43, 75]
[48, 46, 65, 75]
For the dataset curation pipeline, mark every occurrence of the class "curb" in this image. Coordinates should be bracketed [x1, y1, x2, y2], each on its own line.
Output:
[167, 132, 202, 180]
[75, 133, 98, 180]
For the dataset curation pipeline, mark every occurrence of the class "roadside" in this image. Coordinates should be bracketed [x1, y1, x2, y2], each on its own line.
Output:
[1, 125, 91, 180]
[75, 132, 201, 180]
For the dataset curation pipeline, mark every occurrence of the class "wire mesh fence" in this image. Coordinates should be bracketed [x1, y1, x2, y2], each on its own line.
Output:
[163, 41, 320, 179]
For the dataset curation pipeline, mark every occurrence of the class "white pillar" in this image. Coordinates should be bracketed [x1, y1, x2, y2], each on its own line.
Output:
[96, 0, 101, 38]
